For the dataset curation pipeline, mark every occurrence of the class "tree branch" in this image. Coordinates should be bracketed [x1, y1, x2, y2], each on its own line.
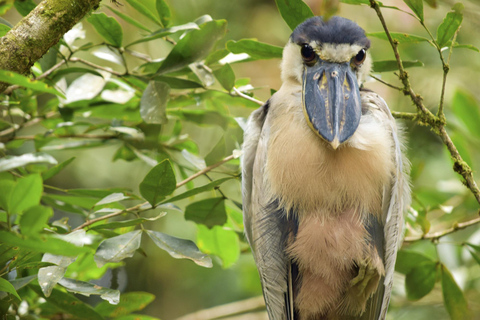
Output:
[0, 0, 102, 93]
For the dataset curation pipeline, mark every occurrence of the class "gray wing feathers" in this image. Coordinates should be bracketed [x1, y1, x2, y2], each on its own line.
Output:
[242, 102, 291, 320]
[362, 92, 411, 320]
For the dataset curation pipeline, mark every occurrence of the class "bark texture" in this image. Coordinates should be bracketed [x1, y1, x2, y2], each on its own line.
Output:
[0, 0, 102, 92]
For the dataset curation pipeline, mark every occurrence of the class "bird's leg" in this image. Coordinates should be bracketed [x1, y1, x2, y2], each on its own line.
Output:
[349, 259, 379, 294]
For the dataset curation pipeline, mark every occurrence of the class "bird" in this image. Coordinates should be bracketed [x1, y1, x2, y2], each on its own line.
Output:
[241, 16, 411, 320]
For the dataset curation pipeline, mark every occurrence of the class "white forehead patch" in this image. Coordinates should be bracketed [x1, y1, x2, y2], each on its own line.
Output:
[310, 42, 365, 63]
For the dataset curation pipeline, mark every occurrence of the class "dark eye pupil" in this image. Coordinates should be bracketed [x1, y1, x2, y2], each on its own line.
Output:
[301, 44, 315, 61]
[355, 49, 366, 62]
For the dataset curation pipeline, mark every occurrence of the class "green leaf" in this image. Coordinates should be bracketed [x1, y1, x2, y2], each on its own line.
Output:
[20, 205, 53, 236]
[452, 89, 480, 139]
[452, 43, 480, 52]
[51, 67, 104, 81]
[0, 23, 11, 37]
[106, 6, 151, 33]
[163, 177, 234, 204]
[0, 275, 36, 300]
[116, 316, 161, 320]
[373, 60, 424, 72]
[14, 0, 36, 16]
[0, 1, 14, 15]
[368, 32, 429, 43]
[467, 247, 480, 265]
[140, 81, 170, 124]
[205, 136, 226, 166]
[94, 230, 142, 267]
[30, 285, 104, 320]
[156, 0, 171, 27]
[124, 0, 162, 26]
[146, 230, 213, 267]
[95, 291, 155, 317]
[185, 197, 227, 228]
[405, 260, 438, 300]
[10, 173, 43, 214]
[403, 0, 423, 22]
[0, 69, 64, 97]
[42, 157, 75, 181]
[396, 250, 435, 274]
[436, 3, 464, 48]
[0, 152, 57, 172]
[153, 76, 203, 89]
[0, 278, 21, 300]
[87, 13, 123, 47]
[0, 231, 89, 256]
[139, 159, 177, 206]
[213, 63, 235, 91]
[275, 0, 314, 30]
[90, 212, 166, 230]
[58, 278, 120, 304]
[95, 193, 129, 206]
[156, 20, 227, 74]
[226, 39, 283, 60]
[126, 23, 199, 47]
[0, 179, 14, 211]
[441, 264, 472, 320]
[197, 225, 239, 268]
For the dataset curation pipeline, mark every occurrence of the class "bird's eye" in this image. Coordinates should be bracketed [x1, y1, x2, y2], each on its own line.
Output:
[353, 49, 366, 66]
[301, 44, 316, 63]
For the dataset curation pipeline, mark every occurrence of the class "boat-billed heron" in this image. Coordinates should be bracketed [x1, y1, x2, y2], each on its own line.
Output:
[242, 16, 410, 320]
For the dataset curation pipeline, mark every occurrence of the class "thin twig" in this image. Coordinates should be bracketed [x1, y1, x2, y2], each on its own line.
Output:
[0, 111, 57, 138]
[69, 57, 125, 77]
[391, 111, 417, 121]
[71, 154, 237, 231]
[370, 74, 403, 91]
[232, 87, 263, 106]
[12, 134, 119, 140]
[404, 214, 480, 242]
[175, 296, 265, 320]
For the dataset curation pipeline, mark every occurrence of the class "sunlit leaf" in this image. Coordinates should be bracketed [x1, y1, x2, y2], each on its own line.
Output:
[275, 0, 314, 30]
[140, 81, 170, 124]
[153, 76, 203, 89]
[452, 89, 480, 139]
[156, 20, 227, 74]
[58, 278, 120, 304]
[226, 39, 283, 60]
[9, 173, 43, 214]
[90, 212, 166, 230]
[124, 0, 162, 25]
[42, 157, 75, 181]
[106, 6, 151, 33]
[403, 0, 423, 22]
[156, 0, 171, 27]
[373, 60, 424, 72]
[94, 230, 142, 267]
[368, 32, 429, 43]
[213, 63, 235, 91]
[95, 193, 129, 206]
[20, 205, 53, 236]
[197, 225, 239, 268]
[185, 197, 227, 228]
[31, 285, 104, 320]
[95, 291, 155, 317]
[436, 3, 464, 48]
[146, 230, 212, 267]
[0, 275, 36, 300]
[441, 264, 472, 320]
[0, 152, 57, 172]
[126, 23, 199, 47]
[0, 278, 21, 300]
[0, 70, 65, 97]
[164, 177, 234, 204]
[405, 260, 438, 300]
[139, 159, 176, 206]
[0, 24, 11, 37]
[51, 68, 104, 81]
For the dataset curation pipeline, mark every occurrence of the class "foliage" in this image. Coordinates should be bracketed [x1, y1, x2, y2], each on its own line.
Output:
[0, 0, 479, 319]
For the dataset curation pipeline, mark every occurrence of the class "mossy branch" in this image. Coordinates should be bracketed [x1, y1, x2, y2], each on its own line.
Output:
[0, 0, 102, 93]
[369, 0, 480, 208]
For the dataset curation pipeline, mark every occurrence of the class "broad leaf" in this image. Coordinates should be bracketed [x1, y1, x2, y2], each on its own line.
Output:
[403, 0, 424, 22]
[156, 20, 227, 74]
[205, 136, 226, 166]
[95, 193, 129, 206]
[20, 205, 53, 236]
[89, 212, 166, 230]
[126, 23, 199, 47]
[226, 39, 283, 60]
[368, 32, 429, 43]
[146, 230, 212, 267]
[9, 174, 43, 214]
[185, 197, 227, 228]
[30, 285, 104, 320]
[0, 70, 65, 97]
[373, 60, 424, 72]
[197, 225, 239, 268]
[58, 278, 120, 304]
[405, 260, 438, 300]
[0, 278, 21, 300]
[106, 6, 151, 33]
[436, 3, 464, 48]
[140, 81, 170, 124]
[441, 264, 471, 319]
[87, 13, 123, 47]
[0, 275, 36, 300]
[0, 24, 11, 37]
[452, 89, 480, 139]
[124, 0, 162, 26]
[13, 0, 36, 16]
[139, 159, 177, 206]
[213, 63, 235, 91]
[42, 157, 75, 181]
[275, 0, 314, 30]
[153, 76, 203, 89]
[0, 152, 57, 172]
[95, 291, 155, 317]
[94, 230, 142, 267]
[163, 177, 234, 204]
[156, 0, 171, 27]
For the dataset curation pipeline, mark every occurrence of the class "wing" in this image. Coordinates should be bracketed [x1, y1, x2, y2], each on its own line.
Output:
[241, 101, 295, 320]
[360, 91, 411, 320]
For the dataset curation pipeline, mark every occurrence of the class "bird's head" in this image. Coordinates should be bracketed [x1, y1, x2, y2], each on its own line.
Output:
[281, 16, 371, 149]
